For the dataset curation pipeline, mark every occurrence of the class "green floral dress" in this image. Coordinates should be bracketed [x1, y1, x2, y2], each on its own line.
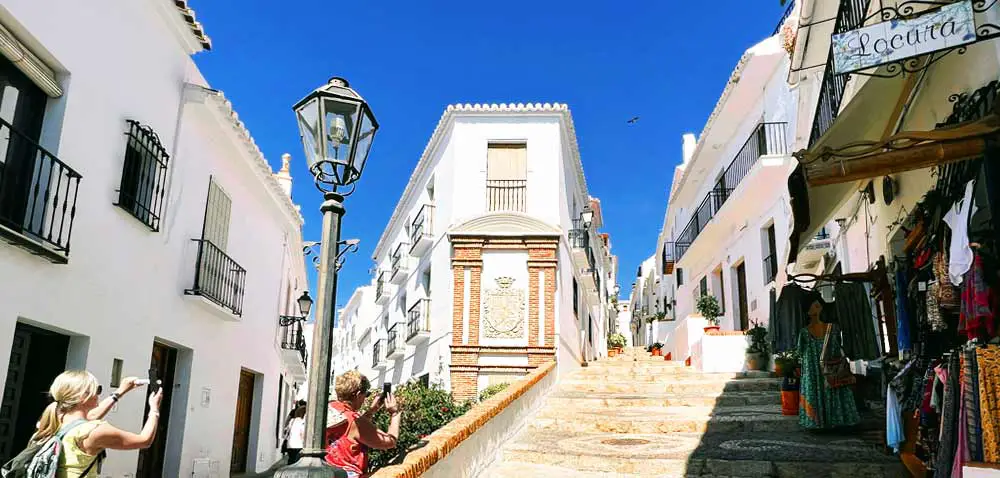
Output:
[797, 327, 861, 429]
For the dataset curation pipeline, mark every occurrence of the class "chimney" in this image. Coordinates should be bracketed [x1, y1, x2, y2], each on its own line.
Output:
[681, 133, 697, 167]
[275, 153, 293, 197]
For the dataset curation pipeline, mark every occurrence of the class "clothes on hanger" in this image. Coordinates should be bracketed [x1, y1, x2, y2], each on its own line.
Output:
[959, 252, 997, 341]
[770, 283, 810, 353]
[896, 267, 913, 355]
[833, 282, 881, 360]
[978, 346, 1000, 463]
[944, 180, 977, 286]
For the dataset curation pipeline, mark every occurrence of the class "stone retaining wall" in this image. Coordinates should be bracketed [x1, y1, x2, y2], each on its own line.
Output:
[370, 361, 557, 478]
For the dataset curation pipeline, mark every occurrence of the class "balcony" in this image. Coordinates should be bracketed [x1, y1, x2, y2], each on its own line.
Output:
[0, 118, 82, 263]
[808, 0, 873, 147]
[674, 122, 788, 262]
[409, 204, 434, 257]
[799, 227, 835, 265]
[662, 242, 675, 274]
[185, 239, 247, 317]
[390, 242, 411, 285]
[280, 321, 307, 381]
[375, 270, 390, 305]
[387, 323, 404, 358]
[569, 225, 600, 294]
[406, 298, 431, 344]
[486, 179, 526, 212]
[372, 339, 386, 369]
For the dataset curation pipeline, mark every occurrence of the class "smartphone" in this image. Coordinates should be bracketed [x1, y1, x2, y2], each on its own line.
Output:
[148, 368, 160, 393]
[382, 382, 391, 396]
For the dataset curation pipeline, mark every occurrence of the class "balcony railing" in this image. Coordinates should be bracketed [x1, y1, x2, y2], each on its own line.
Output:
[0, 118, 82, 261]
[808, 0, 873, 146]
[372, 339, 384, 368]
[763, 253, 778, 284]
[390, 242, 410, 283]
[387, 324, 401, 357]
[185, 239, 247, 316]
[570, 224, 600, 286]
[409, 204, 433, 244]
[407, 298, 431, 341]
[815, 227, 831, 240]
[280, 320, 307, 365]
[773, 0, 795, 35]
[486, 179, 526, 212]
[376, 270, 389, 303]
[674, 122, 788, 261]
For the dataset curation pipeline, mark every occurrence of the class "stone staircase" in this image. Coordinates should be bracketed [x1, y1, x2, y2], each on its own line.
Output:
[484, 347, 904, 478]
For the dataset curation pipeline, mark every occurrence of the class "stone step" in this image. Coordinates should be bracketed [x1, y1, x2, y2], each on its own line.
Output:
[500, 430, 905, 477]
[531, 405, 799, 434]
[558, 377, 780, 394]
[545, 390, 780, 408]
[484, 462, 641, 478]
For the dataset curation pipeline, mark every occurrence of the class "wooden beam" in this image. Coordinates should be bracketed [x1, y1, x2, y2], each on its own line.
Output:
[806, 136, 991, 186]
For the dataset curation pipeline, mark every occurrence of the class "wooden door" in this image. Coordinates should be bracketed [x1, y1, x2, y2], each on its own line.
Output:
[137, 343, 177, 478]
[736, 263, 749, 331]
[230, 370, 255, 472]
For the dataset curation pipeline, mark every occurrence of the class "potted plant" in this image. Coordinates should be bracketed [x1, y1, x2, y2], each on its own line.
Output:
[655, 311, 667, 321]
[780, 375, 800, 416]
[607, 333, 626, 357]
[773, 350, 799, 378]
[696, 295, 722, 333]
[651, 342, 664, 356]
[744, 320, 769, 371]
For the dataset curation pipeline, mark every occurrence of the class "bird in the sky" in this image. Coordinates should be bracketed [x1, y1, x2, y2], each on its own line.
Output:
[627, 116, 640, 124]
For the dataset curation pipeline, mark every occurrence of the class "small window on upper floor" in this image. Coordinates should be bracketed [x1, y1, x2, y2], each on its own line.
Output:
[486, 143, 526, 212]
[115, 120, 170, 231]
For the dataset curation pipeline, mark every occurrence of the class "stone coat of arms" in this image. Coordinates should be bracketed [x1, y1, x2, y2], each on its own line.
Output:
[483, 276, 526, 339]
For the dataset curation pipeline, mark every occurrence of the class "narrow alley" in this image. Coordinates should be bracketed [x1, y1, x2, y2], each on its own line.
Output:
[486, 348, 905, 478]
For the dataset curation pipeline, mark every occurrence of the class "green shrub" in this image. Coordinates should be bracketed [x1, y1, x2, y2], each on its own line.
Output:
[365, 381, 472, 472]
[478, 382, 510, 402]
[607, 333, 627, 349]
[696, 295, 722, 325]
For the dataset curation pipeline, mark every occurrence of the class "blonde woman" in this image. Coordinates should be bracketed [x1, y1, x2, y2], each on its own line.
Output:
[324, 371, 401, 478]
[30, 370, 163, 477]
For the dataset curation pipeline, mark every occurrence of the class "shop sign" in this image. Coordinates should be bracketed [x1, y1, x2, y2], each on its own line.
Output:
[832, 0, 977, 75]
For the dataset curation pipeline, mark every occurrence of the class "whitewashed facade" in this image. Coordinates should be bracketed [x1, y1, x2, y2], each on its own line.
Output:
[645, 34, 833, 371]
[0, 1, 308, 475]
[331, 104, 616, 401]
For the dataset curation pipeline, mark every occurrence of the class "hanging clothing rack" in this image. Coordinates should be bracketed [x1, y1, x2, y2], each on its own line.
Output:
[787, 256, 899, 356]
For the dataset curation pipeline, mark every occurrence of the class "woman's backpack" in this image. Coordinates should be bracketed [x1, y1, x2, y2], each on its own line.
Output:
[1, 419, 103, 478]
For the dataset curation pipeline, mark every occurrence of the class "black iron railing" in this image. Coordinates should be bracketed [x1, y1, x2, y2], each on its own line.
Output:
[486, 179, 526, 212]
[387, 324, 400, 356]
[407, 299, 430, 339]
[0, 118, 82, 260]
[809, 0, 873, 146]
[815, 227, 830, 240]
[409, 204, 434, 246]
[280, 320, 307, 365]
[763, 253, 778, 284]
[115, 120, 169, 231]
[376, 270, 388, 299]
[674, 123, 787, 260]
[372, 340, 384, 368]
[391, 242, 410, 279]
[773, 1, 795, 35]
[186, 239, 247, 316]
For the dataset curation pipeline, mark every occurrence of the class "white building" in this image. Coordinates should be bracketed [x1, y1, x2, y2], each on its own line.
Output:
[331, 103, 616, 401]
[0, 1, 308, 475]
[647, 34, 835, 372]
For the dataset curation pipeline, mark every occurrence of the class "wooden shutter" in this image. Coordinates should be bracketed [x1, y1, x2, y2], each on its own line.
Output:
[486, 144, 526, 180]
[203, 178, 231, 250]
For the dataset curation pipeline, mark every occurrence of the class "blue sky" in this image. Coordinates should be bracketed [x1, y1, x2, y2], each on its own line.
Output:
[192, 0, 787, 310]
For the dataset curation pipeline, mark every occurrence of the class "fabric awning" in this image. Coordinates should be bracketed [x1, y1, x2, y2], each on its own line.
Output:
[0, 21, 62, 97]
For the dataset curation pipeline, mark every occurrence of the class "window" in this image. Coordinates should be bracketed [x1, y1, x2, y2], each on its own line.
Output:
[202, 178, 232, 250]
[763, 223, 777, 284]
[676, 268, 684, 286]
[418, 374, 429, 387]
[116, 120, 169, 230]
[486, 143, 527, 212]
[110, 359, 124, 388]
[186, 177, 245, 315]
[712, 267, 725, 314]
[699, 277, 708, 298]
[573, 278, 579, 317]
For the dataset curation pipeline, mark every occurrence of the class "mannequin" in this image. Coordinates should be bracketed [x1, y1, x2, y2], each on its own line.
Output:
[797, 295, 861, 430]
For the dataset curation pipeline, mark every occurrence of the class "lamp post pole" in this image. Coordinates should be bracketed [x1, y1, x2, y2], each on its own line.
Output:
[276, 75, 378, 477]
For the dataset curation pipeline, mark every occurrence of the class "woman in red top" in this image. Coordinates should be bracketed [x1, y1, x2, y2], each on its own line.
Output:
[325, 371, 402, 477]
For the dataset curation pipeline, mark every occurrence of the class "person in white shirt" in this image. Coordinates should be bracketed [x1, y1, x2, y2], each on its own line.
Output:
[286, 405, 306, 464]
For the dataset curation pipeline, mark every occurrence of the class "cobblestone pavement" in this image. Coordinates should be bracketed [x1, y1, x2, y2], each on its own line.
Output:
[483, 347, 905, 478]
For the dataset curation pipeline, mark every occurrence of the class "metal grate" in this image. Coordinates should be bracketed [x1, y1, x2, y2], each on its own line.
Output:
[486, 179, 526, 212]
[409, 204, 434, 245]
[407, 298, 430, 339]
[115, 120, 169, 231]
[387, 324, 400, 356]
[0, 117, 81, 260]
[185, 239, 247, 316]
[280, 320, 307, 365]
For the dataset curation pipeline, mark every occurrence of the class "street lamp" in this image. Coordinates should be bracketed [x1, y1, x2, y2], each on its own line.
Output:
[580, 208, 594, 228]
[276, 77, 378, 478]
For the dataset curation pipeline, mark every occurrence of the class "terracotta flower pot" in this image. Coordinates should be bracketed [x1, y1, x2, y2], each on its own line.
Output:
[608, 349, 618, 358]
[652, 348, 662, 356]
[703, 326, 720, 333]
[665, 352, 672, 360]
[781, 390, 800, 415]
